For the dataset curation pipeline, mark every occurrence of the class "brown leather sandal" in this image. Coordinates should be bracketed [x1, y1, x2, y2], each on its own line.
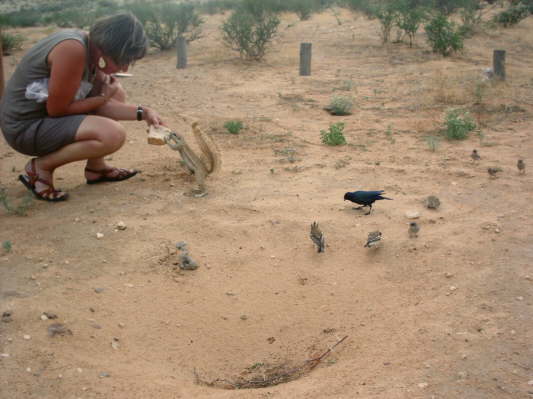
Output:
[18, 159, 68, 202]
[85, 166, 138, 185]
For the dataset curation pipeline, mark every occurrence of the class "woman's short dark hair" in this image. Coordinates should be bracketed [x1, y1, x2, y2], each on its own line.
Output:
[89, 13, 148, 66]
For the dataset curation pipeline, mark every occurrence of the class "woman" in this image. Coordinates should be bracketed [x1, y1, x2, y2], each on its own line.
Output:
[0, 13, 164, 201]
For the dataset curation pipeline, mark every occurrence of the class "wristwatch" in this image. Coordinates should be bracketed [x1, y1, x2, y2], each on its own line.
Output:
[136, 105, 144, 121]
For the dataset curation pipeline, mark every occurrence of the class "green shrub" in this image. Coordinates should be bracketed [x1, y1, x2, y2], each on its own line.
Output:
[424, 13, 463, 56]
[2, 240, 12, 253]
[224, 120, 244, 134]
[395, 1, 427, 47]
[0, 10, 42, 27]
[0, 187, 32, 216]
[342, 0, 375, 18]
[221, 4, 280, 61]
[286, 0, 322, 20]
[443, 109, 476, 140]
[1, 31, 25, 55]
[325, 95, 353, 115]
[44, 9, 96, 29]
[130, 1, 203, 50]
[321, 122, 347, 146]
[493, 4, 530, 27]
[374, 2, 397, 43]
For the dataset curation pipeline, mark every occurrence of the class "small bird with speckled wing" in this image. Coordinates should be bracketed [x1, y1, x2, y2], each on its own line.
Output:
[408, 222, 420, 238]
[310, 222, 325, 253]
[471, 149, 481, 161]
[517, 159, 525, 175]
[364, 231, 382, 249]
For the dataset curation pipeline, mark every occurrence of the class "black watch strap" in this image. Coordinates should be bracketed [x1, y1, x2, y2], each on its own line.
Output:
[136, 105, 144, 121]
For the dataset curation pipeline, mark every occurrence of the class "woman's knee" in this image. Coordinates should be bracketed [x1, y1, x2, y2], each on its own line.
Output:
[102, 124, 126, 150]
[77, 118, 126, 150]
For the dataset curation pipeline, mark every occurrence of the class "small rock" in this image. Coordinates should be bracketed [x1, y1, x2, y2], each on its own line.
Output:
[43, 312, 58, 319]
[516, 296, 524, 301]
[444, 272, 454, 279]
[528, 380, 533, 385]
[1, 353, 10, 358]
[96, 233, 104, 239]
[94, 288, 105, 294]
[405, 211, 420, 219]
[116, 221, 127, 231]
[418, 382, 429, 388]
[99, 372, 111, 378]
[240, 315, 248, 321]
[449, 286, 457, 291]
[40, 314, 48, 321]
[23, 334, 31, 340]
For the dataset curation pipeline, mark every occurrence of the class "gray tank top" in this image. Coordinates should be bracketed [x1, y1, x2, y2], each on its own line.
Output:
[0, 29, 92, 137]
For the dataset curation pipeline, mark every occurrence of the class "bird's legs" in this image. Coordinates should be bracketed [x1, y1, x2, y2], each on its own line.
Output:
[365, 205, 372, 215]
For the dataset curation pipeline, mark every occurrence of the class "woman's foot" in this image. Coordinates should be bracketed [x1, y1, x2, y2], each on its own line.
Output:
[85, 165, 138, 184]
[19, 158, 68, 202]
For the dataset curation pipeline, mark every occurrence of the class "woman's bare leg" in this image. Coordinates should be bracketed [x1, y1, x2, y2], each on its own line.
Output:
[26, 115, 127, 195]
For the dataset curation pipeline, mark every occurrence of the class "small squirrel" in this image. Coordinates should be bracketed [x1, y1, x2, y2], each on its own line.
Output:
[148, 122, 221, 195]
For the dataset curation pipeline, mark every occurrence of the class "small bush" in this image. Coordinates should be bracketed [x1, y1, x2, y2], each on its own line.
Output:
[2, 240, 12, 253]
[1, 31, 25, 55]
[325, 96, 353, 115]
[443, 109, 476, 140]
[342, 0, 375, 18]
[224, 120, 244, 134]
[130, 1, 203, 50]
[425, 13, 463, 56]
[321, 122, 347, 146]
[395, 2, 427, 47]
[221, 5, 280, 61]
[0, 187, 32, 216]
[286, 0, 321, 20]
[493, 4, 530, 27]
[1, 10, 42, 27]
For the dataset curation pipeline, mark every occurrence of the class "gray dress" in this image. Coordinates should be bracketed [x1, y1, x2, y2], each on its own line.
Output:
[0, 29, 93, 156]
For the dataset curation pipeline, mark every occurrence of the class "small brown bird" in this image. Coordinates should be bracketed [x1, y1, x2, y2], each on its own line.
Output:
[470, 149, 481, 161]
[310, 222, 325, 253]
[408, 222, 420, 238]
[364, 231, 382, 249]
[487, 167, 502, 178]
[517, 159, 525, 174]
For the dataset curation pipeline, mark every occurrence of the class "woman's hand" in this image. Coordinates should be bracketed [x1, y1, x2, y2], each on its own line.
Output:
[143, 107, 164, 128]
[100, 75, 119, 101]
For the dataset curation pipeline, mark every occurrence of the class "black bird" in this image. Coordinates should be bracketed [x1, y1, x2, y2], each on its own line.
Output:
[344, 190, 392, 215]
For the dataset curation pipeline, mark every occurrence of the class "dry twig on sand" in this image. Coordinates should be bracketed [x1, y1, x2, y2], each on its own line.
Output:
[195, 335, 349, 389]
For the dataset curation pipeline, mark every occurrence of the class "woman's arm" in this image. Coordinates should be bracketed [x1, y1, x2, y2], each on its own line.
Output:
[46, 40, 112, 116]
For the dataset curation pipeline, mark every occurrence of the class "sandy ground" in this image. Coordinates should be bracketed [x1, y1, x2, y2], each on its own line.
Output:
[1, 8, 533, 399]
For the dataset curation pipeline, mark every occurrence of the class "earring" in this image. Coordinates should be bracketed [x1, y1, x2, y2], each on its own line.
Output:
[98, 57, 107, 69]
